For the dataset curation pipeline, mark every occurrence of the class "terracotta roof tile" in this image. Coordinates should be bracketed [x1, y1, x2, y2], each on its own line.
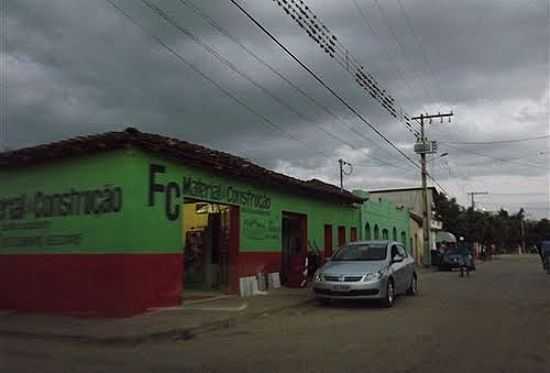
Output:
[0, 128, 363, 204]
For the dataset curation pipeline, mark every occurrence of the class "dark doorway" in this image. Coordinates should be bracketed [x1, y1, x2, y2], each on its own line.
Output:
[281, 212, 307, 287]
[338, 226, 346, 247]
[182, 200, 236, 292]
[350, 227, 358, 242]
[324, 225, 333, 258]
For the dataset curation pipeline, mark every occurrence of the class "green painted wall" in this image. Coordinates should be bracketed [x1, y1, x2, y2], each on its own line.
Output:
[132, 150, 362, 253]
[354, 190, 411, 252]
[1, 147, 361, 255]
[0, 150, 139, 254]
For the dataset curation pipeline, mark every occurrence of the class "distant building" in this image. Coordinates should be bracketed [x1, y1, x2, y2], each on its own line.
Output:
[353, 189, 411, 252]
[368, 187, 443, 265]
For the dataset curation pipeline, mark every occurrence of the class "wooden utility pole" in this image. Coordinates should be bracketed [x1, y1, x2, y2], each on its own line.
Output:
[412, 112, 453, 266]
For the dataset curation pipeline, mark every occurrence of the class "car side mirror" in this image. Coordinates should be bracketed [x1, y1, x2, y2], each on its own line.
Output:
[391, 255, 403, 264]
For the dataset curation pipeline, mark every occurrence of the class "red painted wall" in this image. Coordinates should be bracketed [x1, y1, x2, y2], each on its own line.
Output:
[235, 252, 281, 279]
[338, 226, 346, 247]
[350, 227, 358, 242]
[0, 253, 182, 317]
[225, 252, 282, 293]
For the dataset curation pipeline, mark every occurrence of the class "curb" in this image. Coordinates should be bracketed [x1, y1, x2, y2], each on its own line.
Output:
[0, 297, 314, 346]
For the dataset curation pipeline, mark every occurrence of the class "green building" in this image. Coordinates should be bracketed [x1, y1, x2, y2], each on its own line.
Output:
[354, 190, 411, 252]
[0, 128, 363, 316]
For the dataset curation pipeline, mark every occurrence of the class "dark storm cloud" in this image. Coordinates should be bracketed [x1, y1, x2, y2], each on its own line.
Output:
[3, 0, 549, 217]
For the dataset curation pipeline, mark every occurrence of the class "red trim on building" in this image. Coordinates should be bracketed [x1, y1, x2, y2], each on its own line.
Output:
[324, 225, 333, 258]
[350, 227, 358, 242]
[0, 253, 182, 317]
[338, 226, 346, 247]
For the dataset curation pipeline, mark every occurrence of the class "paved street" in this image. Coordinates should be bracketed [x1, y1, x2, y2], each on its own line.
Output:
[1, 255, 549, 373]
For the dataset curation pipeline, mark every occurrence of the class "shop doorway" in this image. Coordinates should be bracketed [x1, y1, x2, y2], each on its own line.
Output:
[281, 212, 307, 287]
[182, 199, 237, 292]
[338, 226, 346, 247]
[350, 227, 358, 242]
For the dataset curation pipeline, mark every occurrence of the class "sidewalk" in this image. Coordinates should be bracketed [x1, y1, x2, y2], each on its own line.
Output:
[0, 287, 312, 345]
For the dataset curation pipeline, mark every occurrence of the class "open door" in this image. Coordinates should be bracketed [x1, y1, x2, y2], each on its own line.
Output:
[338, 226, 346, 247]
[182, 201, 237, 294]
[281, 212, 307, 287]
[350, 227, 358, 242]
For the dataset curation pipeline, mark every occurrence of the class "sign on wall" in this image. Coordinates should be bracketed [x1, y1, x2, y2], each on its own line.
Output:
[148, 164, 271, 219]
[0, 185, 124, 251]
[148, 163, 280, 251]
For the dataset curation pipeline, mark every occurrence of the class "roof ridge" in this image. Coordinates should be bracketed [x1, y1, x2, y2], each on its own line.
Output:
[0, 129, 363, 204]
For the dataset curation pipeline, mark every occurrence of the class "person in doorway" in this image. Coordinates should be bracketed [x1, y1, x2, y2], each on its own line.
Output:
[307, 241, 321, 281]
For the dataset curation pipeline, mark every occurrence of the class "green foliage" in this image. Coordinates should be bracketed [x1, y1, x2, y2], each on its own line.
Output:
[434, 193, 550, 251]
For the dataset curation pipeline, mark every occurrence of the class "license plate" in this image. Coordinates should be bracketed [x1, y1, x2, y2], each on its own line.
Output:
[333, 284, 351, 291]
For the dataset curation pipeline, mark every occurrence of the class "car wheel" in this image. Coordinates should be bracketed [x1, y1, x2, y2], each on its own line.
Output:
[406, 274, 418, 296]
[382, 279, 395, 308]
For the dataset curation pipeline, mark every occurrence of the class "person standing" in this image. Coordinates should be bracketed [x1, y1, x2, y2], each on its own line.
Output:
[540, 241, 550, 272]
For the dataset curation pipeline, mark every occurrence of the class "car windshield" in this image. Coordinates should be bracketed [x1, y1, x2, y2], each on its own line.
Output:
[332, 244, 387, 261]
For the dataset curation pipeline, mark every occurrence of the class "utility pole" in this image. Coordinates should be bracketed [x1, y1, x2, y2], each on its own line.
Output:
[338, 159, 353, 191]
[412, 112, 453, 266]
[467, 192, 488, 210]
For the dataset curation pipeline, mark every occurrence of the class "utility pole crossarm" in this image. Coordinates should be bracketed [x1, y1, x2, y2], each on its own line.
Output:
[411, 112, 454, 121]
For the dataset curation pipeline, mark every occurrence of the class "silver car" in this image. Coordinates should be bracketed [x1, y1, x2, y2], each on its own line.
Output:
[312, 240, 418, 307]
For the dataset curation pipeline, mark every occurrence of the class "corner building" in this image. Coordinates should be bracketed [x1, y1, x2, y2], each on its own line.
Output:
[0, 129, 362, 316]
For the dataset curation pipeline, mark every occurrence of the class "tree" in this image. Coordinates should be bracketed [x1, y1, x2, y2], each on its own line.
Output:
[433, 194, 547, 252]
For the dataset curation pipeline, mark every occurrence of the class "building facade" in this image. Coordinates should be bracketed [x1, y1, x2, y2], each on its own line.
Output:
[354, 190, 411, 252]
[0, 129, 363, 316]
[409, 211, 425, 264]
[368, 187, 442, 265]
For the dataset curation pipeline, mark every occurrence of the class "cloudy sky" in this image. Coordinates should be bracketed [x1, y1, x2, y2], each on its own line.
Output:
[3, 0, 550, 218]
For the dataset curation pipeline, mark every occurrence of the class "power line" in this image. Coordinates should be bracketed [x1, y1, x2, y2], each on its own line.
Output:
[270, 0, 420, 137]
[371, 0, 437, 106]
[230, 0, 451, 196]
[350, 0, 416, 100]
[443, 143, 547, 170]
[147, 0, 416, 171]
[395, 0, 448, 105]
[442, 134, 550, 145]
[105, 0, 450, 196]
[486, 192, 548, 196]
[178, 0, 410, 169]
[142, 0, 354, 155]
[228, 0, 420, 168]
[448, 151, 547, 169]
[103, 0, 334, 161]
